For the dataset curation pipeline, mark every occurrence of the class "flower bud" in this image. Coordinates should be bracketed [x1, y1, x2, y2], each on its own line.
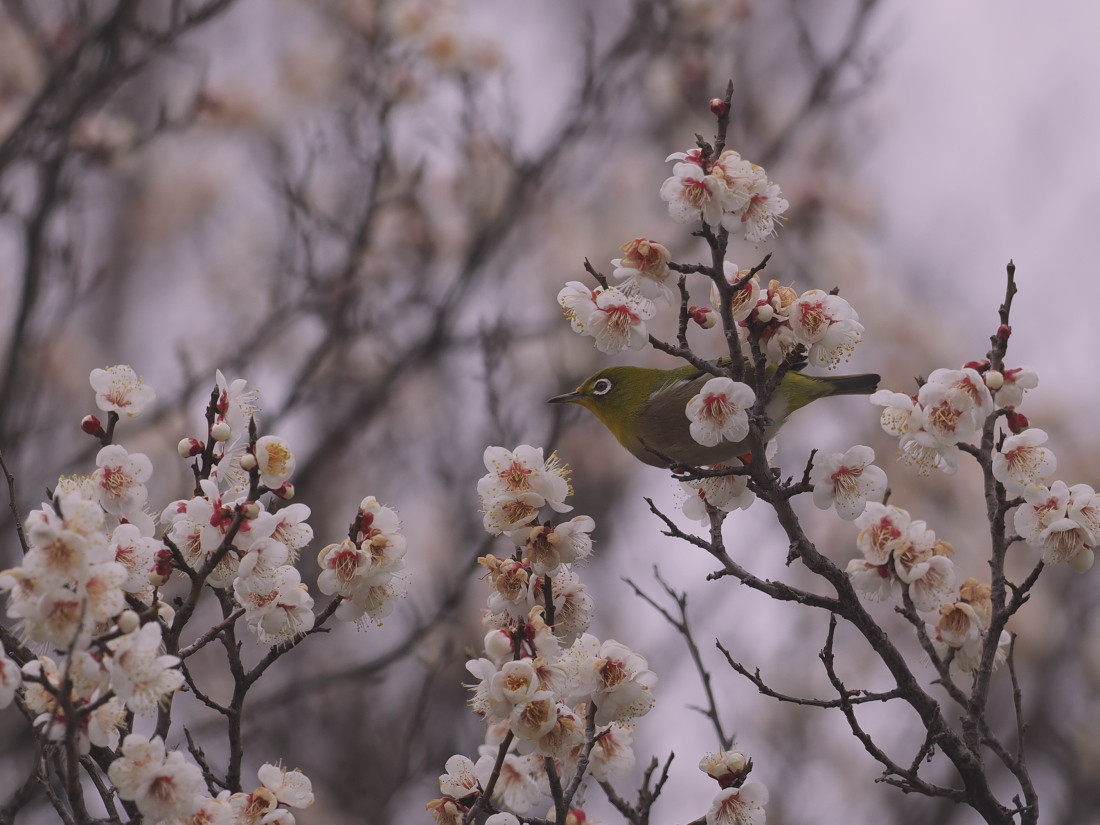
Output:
[21, 660, 43, 678]
[177, 437, 204, 458]
[156, 601, 176, 625]
[709, 97, 727, 117]
[117, 609, 141, 634]
[81, 415, 105, 437]
[211, 420, 232, 442]
[963, 359, 989, 373]
[484, 628, 514, 662]
[1006, 410, 1029, 434]
[273, 482, 295, 500]
[242, 501, 261, 520]
[754, 303, 774, 324]
[1068, 547, 1095, 574]
[996, 324, 1012, 342]
[690, 305, 718, 329]
[240, 452, 258, 471]
[984, 370, 1004, 390]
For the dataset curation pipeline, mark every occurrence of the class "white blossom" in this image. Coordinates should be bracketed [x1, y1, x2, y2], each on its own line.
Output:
[686, 377, 755, 448]
[810, 446, 886, 521]
[90, 365, 156, 418]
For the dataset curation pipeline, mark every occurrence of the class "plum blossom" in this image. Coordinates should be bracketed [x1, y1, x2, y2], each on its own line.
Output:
[93, 445, 153, 517]
[438, 755, 480, 800]
[916, 384, 978, 445]
[787, 290, 862, 368]
[510, 515, 594, 575]
[992, 429, 1056, 495]
[478, 446, 572, 534]
[925, 368, 994, 428]
[725, 178, 789, 242]
[660, 159, 725, 225]
[255, 436, 295, 489]
[611, 237, 674, 302]
[845, 558, 902, 602]
[681, 461, 755, 521]
[90, 365, 156, 418]
[108, 734, 204, 822]
[809, 446, 887, 520]
[706, 782, 768, 825]
[106, 622, 184, 713]
[587, 722, 635, 781]
[709, 264, 760, 323]
[1014, 481, 1093, 566]
[686, 377, 755, 447]
[581, 638, 657, 726]
[855, 503, 912, 565]
[994, 366, 1038, 409]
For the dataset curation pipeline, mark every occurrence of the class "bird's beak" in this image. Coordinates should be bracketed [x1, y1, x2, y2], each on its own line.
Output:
[547, 390, 583, 404]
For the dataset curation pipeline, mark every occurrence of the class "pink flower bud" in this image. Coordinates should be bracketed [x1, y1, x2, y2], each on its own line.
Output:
[273, 482, 295, 500]
[709, 98, 727, 117]
[997, 324, 1012, 342]
[963, 359, 989, 373]
[1006, 410, 1029, 434]
[690, 305, 718, 329]
[177, 438, 204, 458]
[81, 414, 105, 437]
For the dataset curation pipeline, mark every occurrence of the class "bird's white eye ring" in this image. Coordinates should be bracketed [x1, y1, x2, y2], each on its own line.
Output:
[592, 378, 612, 396]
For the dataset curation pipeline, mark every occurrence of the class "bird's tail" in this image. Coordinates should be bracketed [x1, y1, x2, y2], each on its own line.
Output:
[821, 373, 880, 397]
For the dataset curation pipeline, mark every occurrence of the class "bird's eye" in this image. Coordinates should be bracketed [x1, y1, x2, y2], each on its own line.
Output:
[592, 378, 612, 396]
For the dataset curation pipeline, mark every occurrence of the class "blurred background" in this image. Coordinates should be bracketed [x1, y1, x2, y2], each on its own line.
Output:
[1, 0, 1098, 823]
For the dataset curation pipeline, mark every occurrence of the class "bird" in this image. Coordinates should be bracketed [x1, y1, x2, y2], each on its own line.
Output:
[548, 361, 879, 469]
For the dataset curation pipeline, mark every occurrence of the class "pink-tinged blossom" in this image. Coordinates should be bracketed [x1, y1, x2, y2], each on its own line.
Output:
[899, 429, 959, 475]
[93, 445, 153, 517]
[810, 446, 887, 521]
[110, 523, 162, 597]
[906, 554, 957, 613]
[214, 370, 258, 441]
[557, 281, 598, 333]
[1068, 483, 1100, 545]
[234, 565, 315, 644]
[681, 461, 755, 521]
[994, 366, 1038, 409]
[1015, 481, 1092, 566]
[926, 368, 994, 428]
[854, 503, 912, 565]
[710, 151, 764, 214]
[723, 177, 789, 242]
[686, 377, 755, 447]
[706, 781, 768, 825]
[270, 503, 314, 561]
[478, 446, 572, 534]
[992, 429, 1056, 495]
[90, 365, 155, 418]
[510, 515, 594, 575]
[660, 161, 724, 225]
[587, 722, 635, 781]
[473, 745, 544, 814]
[870, 390, 920, 439]
[611, 238, 674, 302]
[846, 559, 902, 602]
[787, 290, 862, 368]
[108, 734, 204, 822]
[438, 755, 480, 800]
[583, 639, 657, 726]
[916, 384, 978, 445]
[106, 622, 184, 713]
[709, 265, 760, 323]
[586, 286, 655, 354]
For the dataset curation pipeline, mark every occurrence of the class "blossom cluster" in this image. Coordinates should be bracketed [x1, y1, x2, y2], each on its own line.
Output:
[871, 364, 1032, 475]
[431, 444, 769, 823]
[427, 445, 652, 822]
[844, 502, 1010, 675]
[109, 735, 314, 825]
[660, 147, 789, 242]
[0, 364, 407, 822]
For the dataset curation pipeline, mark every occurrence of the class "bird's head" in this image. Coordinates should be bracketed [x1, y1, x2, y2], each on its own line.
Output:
[548, 366, 665, 442]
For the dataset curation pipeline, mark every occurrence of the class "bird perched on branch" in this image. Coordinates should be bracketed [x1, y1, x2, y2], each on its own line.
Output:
[548, 361, 879, 469]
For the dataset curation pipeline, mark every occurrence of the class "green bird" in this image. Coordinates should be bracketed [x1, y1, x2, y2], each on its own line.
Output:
[548, 362, 880, 469]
